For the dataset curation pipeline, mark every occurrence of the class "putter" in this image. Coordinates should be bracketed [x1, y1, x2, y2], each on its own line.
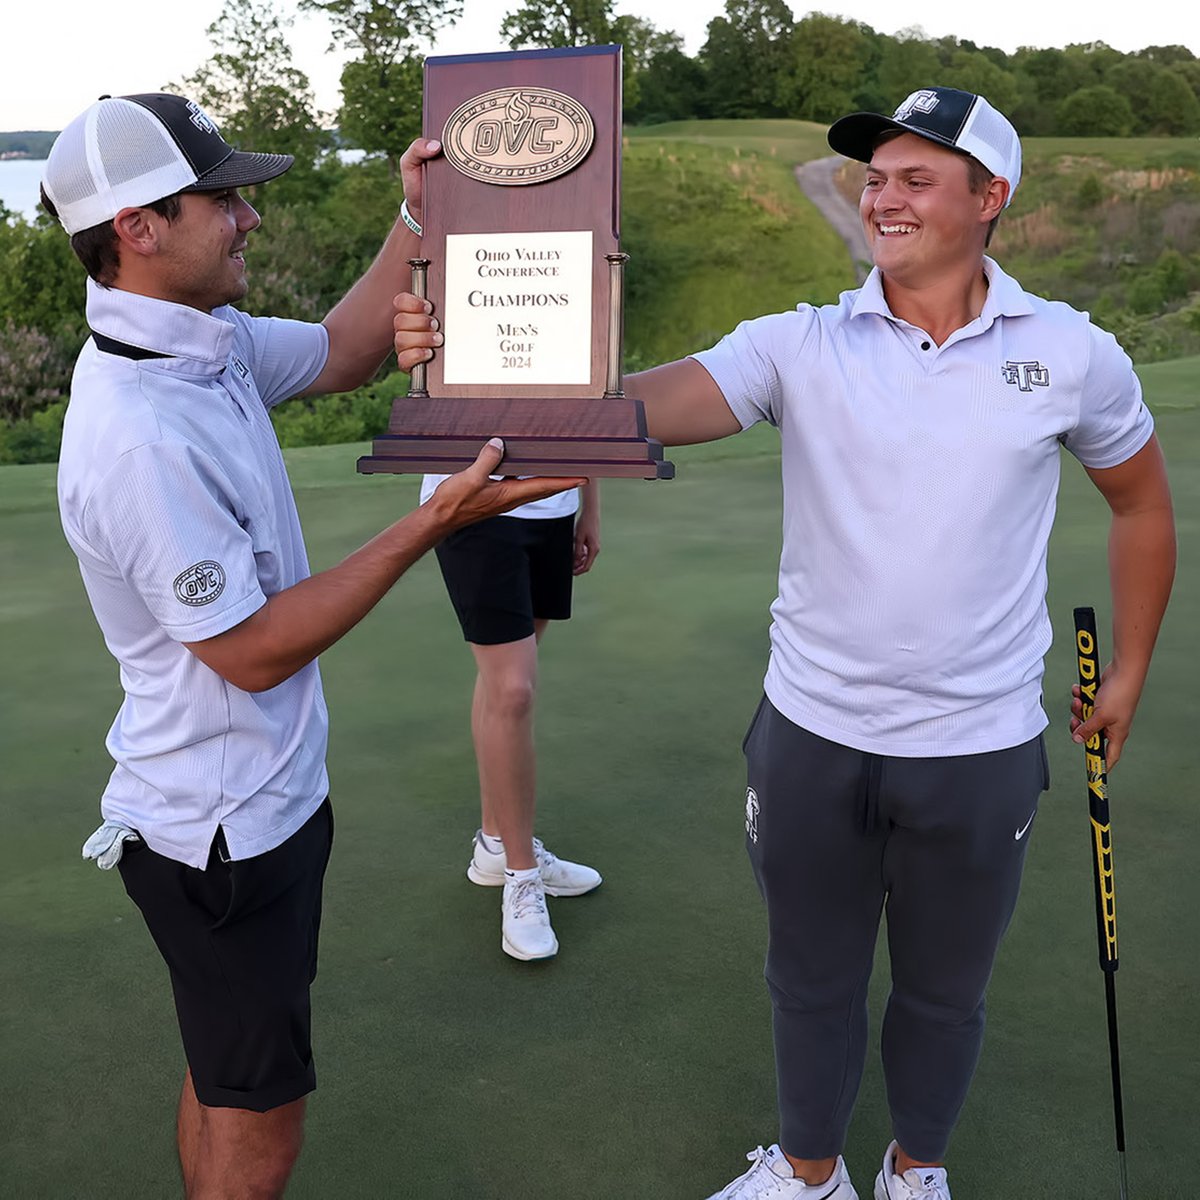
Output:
[1073, 606, 1129, 1200]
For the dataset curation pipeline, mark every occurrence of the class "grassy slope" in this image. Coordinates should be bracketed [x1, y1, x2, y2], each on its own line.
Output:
[2, 372, 1197, 1196]
[622, 123, 851, 366]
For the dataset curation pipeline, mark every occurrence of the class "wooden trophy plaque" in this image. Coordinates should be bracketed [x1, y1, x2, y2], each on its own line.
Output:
[357, 44, 674, 480]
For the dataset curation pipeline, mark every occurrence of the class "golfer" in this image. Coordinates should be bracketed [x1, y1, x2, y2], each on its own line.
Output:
[426, 467, 604, 961]
[45, 93, 578, 1198]
[393, 88, 1175, 1199]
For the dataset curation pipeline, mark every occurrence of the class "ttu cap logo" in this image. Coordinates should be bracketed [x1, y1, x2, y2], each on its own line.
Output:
[894, 90, 940, 121]
[174, 560, 226, 606]
[1002, 360, 1051, 391]
[186, 100, 219, 136]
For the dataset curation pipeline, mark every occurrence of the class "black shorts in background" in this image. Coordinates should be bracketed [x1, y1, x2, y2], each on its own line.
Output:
[435, 513, 574, 645]
[117, 798, 334, 1112]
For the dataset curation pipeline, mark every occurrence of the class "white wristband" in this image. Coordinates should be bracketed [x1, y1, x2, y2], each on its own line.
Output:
[400, 198, 423, 238]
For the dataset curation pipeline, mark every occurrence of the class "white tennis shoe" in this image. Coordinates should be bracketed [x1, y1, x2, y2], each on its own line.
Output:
[873, 1143, 951, 1200]
[501, 871, 558, 961]
[467, 829, 602, 896]
[706, 1145, 858, 1200]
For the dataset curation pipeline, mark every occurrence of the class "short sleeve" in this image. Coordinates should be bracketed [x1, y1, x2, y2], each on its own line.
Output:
[226, 310, 329, 410]
[689, 308, 819, 430]
[1062, 323, 1154, 469]
[82, 441, 266, 642]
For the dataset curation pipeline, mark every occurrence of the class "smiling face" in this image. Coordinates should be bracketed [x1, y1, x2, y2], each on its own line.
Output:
[860, 133, 1004, 290]
[153, 189, 261, 312]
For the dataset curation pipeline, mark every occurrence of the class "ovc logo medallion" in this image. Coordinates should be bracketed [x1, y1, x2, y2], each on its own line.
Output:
[174, 560, 226, 606]
[442, 87, 595, 186]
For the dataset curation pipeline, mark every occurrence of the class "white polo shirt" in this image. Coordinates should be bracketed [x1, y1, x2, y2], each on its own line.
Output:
[420, 474, 579, 520]
[693, 257, 1153, 757]
[58, 280, 332, 868]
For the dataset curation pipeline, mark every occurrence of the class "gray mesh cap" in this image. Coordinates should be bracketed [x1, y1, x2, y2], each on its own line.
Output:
[43, 93, 294, 235]
[828, 87, 1022, 206]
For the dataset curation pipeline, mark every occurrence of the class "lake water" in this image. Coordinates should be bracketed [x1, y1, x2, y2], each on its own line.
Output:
[0, 158, 47, 221]
[0, 151, 369, 223]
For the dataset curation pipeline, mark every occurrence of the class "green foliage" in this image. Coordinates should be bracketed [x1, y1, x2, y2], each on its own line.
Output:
[337, 55, 423, 170]
[301, 0, 460, 170]
[270, 373, 401, 447]
[0, 321, 80, 424]
[0, 398, 66, 465]
[700, 0, 795, 119]
[500, 0, 614, 48]
[941, 49, 1019, 115]
[1075, 174, 1106, 208]
[1109, 58, 1200, 135]
[1056, 86, 1134, 136]
[778, 14, 873, 122]
[627, 45, 707, 125]
[0, 217, 87, 333]
[874, 30, 941, 110]
[170, 0, 331, 206]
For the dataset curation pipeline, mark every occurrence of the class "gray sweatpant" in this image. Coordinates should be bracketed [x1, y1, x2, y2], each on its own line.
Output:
[743, 697, 1049, 1163]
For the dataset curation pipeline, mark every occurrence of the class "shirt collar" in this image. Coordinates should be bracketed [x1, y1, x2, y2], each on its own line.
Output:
[85, 279, 235, 365]
[850, 257, 1035, 325]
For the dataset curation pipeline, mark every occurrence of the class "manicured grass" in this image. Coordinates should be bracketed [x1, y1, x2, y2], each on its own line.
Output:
[1, 383, 1196, 1196]
[628, 117, 835, 165]
[1137, 356, 1200, 409]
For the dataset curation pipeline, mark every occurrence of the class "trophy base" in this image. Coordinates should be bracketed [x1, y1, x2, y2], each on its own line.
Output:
[357, 396, 675, 480]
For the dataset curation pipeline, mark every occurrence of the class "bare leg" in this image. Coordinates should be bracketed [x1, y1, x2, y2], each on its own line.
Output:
[178, 1069, 202, 1194]
[894, 1145, 945, 1176]
[471, 621, 547, 872]
[781, 1152, 839, 1186]
[181, 1073, 306, 1200]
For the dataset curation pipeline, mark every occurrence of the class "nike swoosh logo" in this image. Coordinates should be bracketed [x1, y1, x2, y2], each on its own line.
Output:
[1014, 812, 1036, 841]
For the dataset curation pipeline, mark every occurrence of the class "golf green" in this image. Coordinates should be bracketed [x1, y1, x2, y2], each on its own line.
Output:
[1, 407, 1195, 1196]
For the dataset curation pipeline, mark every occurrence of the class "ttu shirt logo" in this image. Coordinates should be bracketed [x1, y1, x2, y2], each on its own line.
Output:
[174, 560, 226, 606]
[1002, 360, 1051, 392]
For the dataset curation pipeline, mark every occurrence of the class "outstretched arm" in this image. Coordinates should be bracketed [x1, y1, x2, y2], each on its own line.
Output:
[392, 293, 742, 448]
[303, 137, 444, 396]
[1070, 434, 1175, 767]
[184, 442, 584, 692]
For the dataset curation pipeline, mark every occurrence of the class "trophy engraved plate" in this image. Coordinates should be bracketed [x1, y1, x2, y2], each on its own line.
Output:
[358, 44, 674, 481]
[442, 230, 592, 385]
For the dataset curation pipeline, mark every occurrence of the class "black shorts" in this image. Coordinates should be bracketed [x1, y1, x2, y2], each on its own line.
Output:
[117, 798, 334, 1112]
[435, 513, 574, 645]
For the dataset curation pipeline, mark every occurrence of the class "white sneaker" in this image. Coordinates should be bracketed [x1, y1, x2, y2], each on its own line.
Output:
[706, 1145, 859, 1200]
[873, 1143, 950, 1200]
[501, 871, 558, 961]
[467, 829, 602, 896]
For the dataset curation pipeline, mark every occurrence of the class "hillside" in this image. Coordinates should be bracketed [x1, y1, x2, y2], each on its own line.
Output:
[3, 121, 1198, 464]
[832, 134, 1200, 362]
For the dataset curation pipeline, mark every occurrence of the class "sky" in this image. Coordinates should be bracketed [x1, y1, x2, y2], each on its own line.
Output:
[6, 0, 1199, 132]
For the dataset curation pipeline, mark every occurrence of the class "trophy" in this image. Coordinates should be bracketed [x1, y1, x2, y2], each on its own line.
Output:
[357, 44, 674, 480]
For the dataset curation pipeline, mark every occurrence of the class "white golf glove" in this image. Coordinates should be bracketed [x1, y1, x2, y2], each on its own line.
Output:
[82, 820, 140, 869]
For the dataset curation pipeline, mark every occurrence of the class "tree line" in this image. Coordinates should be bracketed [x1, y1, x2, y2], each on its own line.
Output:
[171, 0, 1200, 182]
